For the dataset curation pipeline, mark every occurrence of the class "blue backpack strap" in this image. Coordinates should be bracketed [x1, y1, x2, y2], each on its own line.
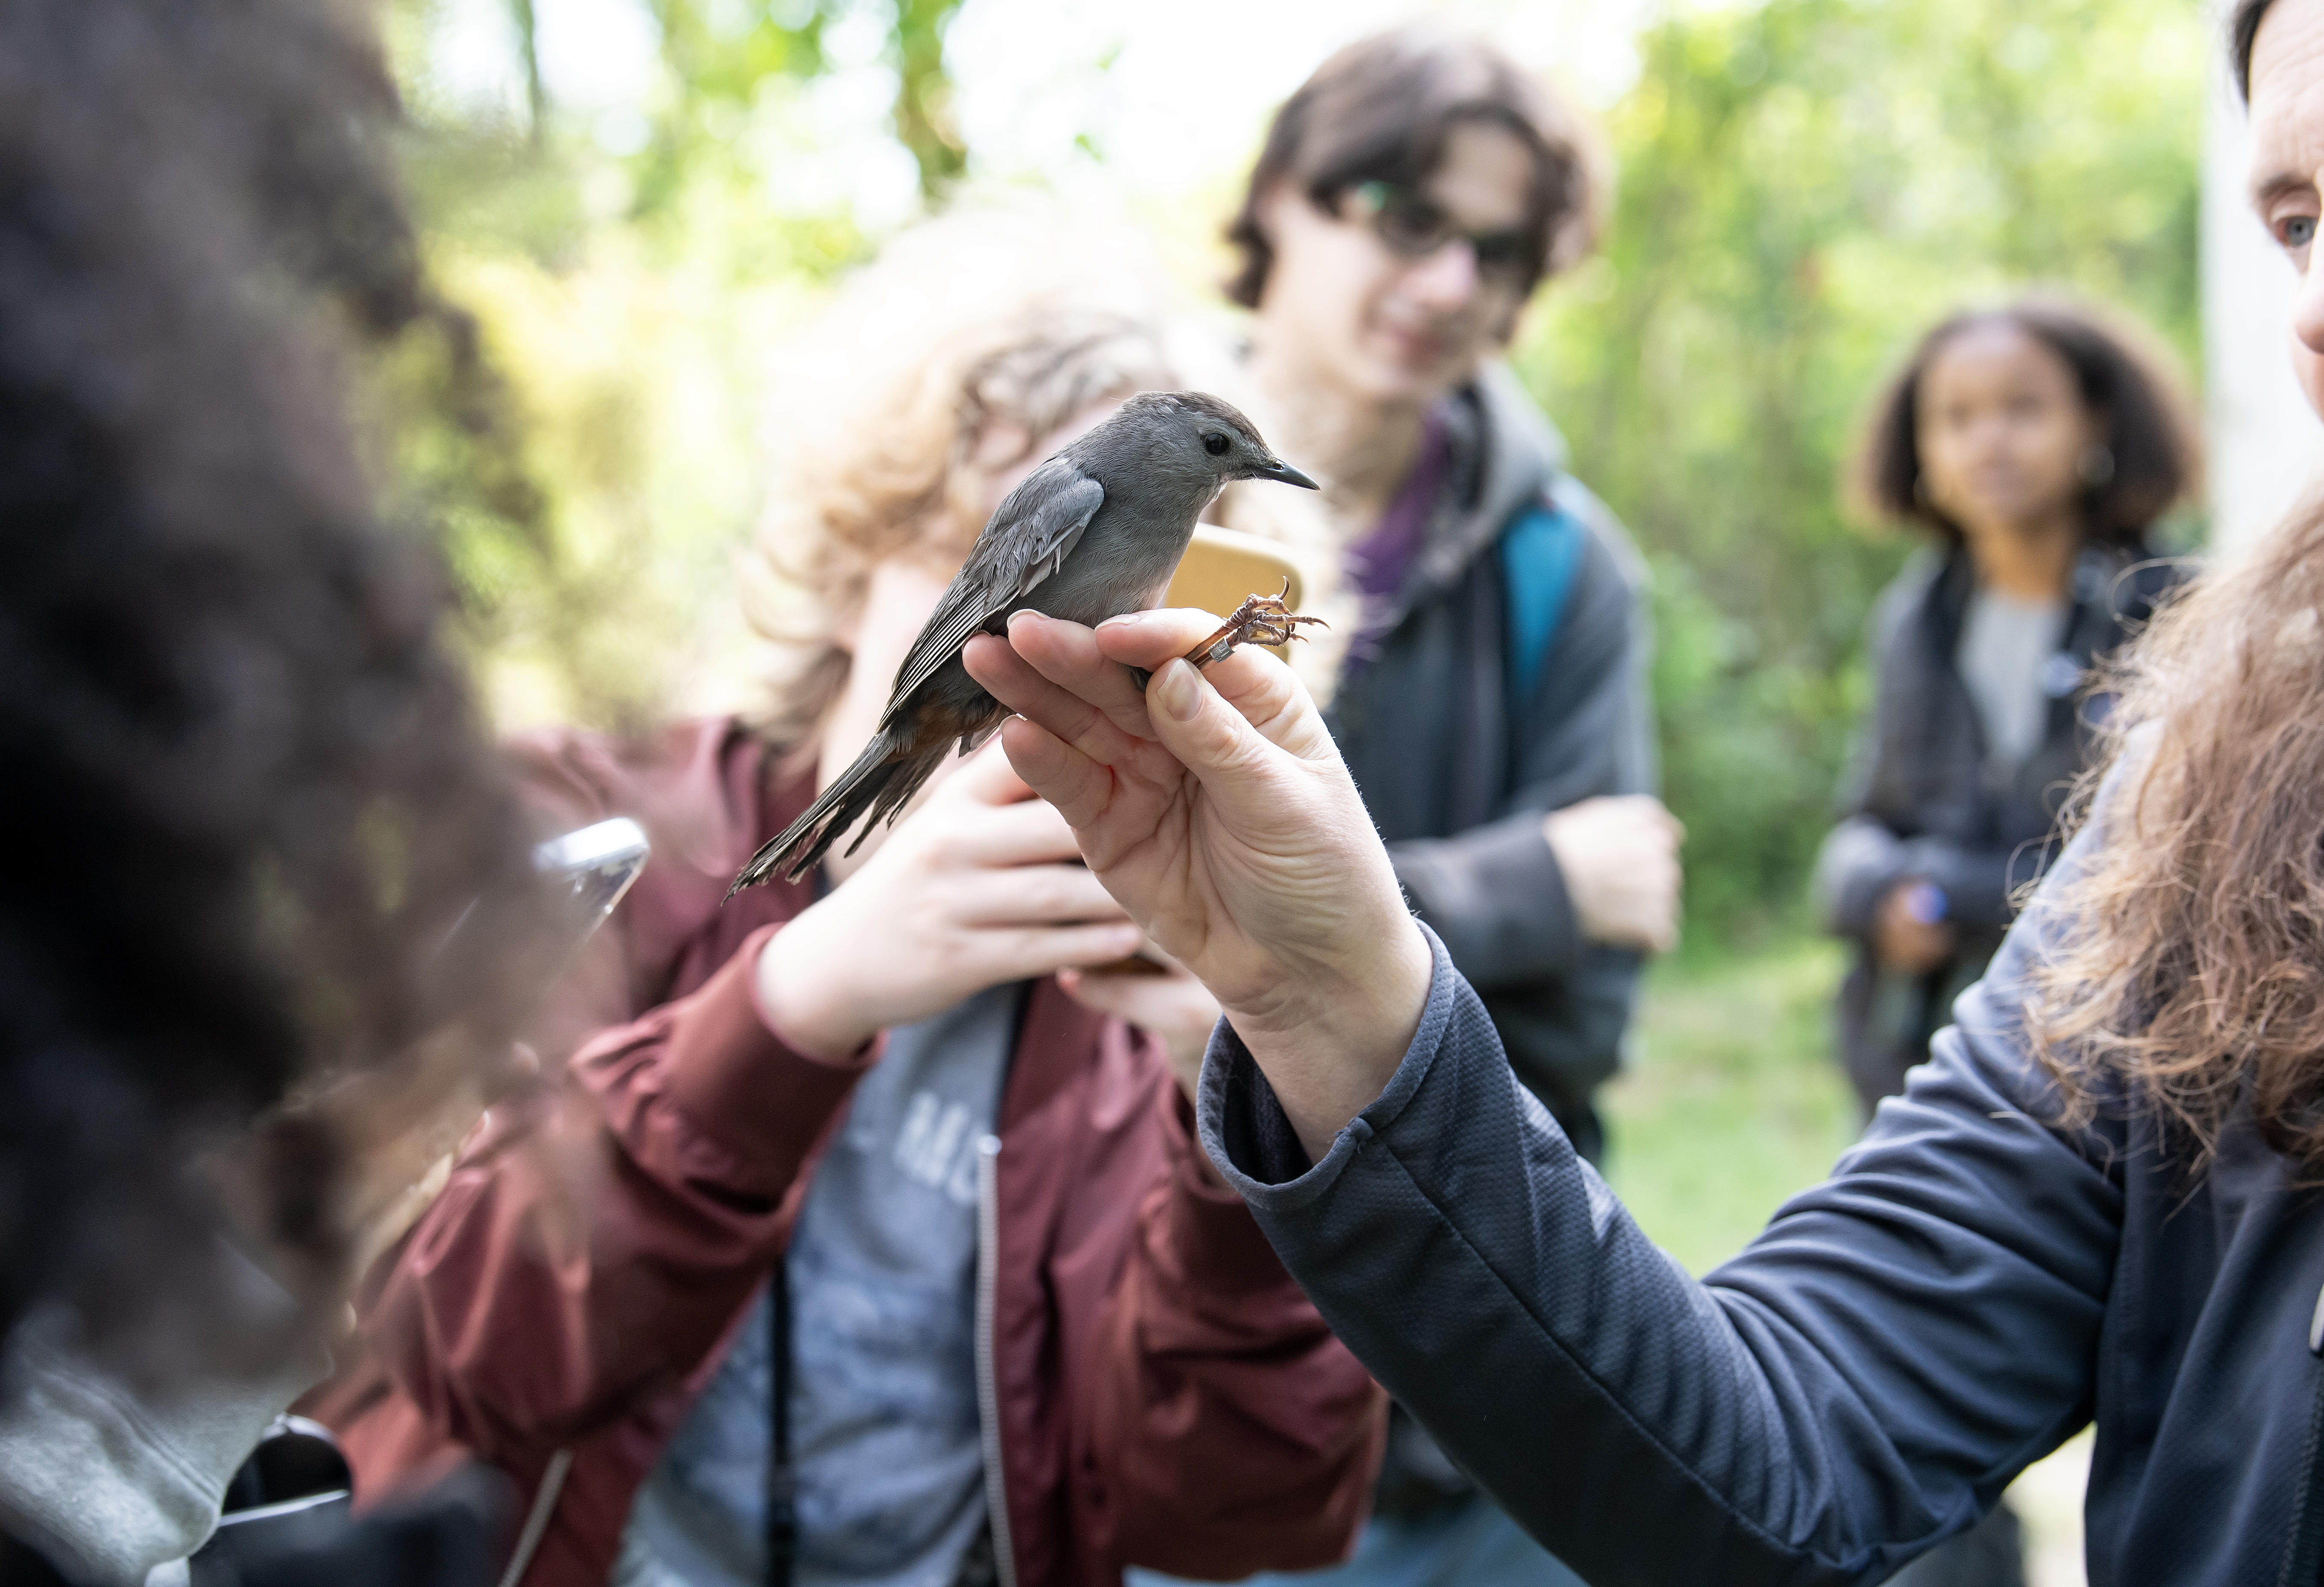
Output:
[1501, 492, 1587, 708]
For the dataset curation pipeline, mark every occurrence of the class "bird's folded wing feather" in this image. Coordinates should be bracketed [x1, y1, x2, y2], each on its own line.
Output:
[877, 465, 1105, 727]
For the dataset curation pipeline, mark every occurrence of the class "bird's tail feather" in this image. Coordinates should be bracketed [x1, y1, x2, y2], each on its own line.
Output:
[726, 728, 948, 897]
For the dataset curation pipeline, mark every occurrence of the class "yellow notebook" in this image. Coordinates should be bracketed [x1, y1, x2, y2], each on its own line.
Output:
[1163, 525, 1304, 650]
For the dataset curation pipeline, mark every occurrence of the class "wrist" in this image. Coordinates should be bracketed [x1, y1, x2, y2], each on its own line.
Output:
[1223, 917, 1432, 1160]
[754, 919, 878, 1066]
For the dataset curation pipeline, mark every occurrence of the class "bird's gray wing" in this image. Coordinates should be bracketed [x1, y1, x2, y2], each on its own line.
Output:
[878, 464, 1105, 728]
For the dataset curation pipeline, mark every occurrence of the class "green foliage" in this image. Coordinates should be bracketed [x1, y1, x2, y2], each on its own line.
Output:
[891, 0, 969, 196]
[577, 0, 967, 214]
[1605, 938, 1855, 1274]
[374, 0, 969, 729]
[1513, 0, 2207, 945]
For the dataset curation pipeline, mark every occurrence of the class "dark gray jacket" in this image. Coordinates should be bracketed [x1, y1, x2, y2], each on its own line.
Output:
[1327, 364, 1654, 1158]
[1812, 542, 2180, 1112]
[1200, 746, 2324, 1587]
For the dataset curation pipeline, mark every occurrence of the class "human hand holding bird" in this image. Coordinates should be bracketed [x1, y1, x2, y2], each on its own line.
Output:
[751, 743, 1146, 1064]
[728, 391, 1318, 893]
[960, 606, 1433, 1163]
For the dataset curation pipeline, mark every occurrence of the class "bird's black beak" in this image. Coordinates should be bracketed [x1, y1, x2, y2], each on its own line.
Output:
[1254, 457, 1320, 490]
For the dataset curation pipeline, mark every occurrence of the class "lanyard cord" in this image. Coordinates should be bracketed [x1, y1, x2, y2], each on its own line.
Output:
[767, 1262, 795, 1587]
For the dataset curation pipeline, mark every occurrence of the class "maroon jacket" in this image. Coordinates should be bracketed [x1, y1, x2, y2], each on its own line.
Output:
[316, 719, 1383, 1587]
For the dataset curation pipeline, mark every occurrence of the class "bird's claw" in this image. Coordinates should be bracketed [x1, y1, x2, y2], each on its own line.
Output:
[1181, 578, 1329, 669]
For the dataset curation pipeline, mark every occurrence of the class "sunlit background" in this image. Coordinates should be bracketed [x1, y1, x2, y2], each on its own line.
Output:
[376, 8, 2248, 1572]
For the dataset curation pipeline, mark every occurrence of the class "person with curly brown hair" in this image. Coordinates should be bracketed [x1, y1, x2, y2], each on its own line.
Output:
[314, 225, 1382, 1587]
[954, 3, 2324, 1581]
[0, 0, 550, 1582]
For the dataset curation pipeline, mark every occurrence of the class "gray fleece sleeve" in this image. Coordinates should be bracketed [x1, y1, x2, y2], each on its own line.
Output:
[1817, 806, 2021, 938]
[1198, 890, 2115, 1587]
[1814, 558, 2025, 938]
[1383, 531, 1647, 988]
[1814, 816, 1907, 937]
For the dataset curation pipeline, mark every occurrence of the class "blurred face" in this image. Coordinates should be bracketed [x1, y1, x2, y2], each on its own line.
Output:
[2249, 0, 2324, 416]
[815, 400, 1120, 872]
[1915, 322, 2099, 544]
[1256, 121, 1537, 404]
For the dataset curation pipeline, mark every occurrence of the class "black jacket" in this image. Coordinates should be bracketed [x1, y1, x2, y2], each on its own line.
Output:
[1327, 365, 1654, 1159]
[1812, 541, 2181, 1111]
[1200, 742, 2324, 1587]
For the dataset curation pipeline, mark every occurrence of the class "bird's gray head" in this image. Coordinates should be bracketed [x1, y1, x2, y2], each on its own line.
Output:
[1100, 390, 1319, 493]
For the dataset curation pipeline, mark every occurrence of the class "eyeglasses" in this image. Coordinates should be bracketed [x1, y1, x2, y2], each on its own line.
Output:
[1335, 182, 1534, 289]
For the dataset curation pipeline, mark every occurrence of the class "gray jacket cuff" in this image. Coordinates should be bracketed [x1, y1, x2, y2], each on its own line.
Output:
[1813, 817, 1908, 938]
[1898, 837, 2015, 930]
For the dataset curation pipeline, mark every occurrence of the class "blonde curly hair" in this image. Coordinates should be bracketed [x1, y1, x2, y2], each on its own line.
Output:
[738, 214, 1347, 744]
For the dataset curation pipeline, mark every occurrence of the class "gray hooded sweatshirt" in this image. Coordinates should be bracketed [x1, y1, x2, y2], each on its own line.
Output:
[1325, 363, 1654, 1162]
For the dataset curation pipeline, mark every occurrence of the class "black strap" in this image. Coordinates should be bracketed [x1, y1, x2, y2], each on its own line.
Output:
[0, 1529, 73, 1587]
[767, 1262, 796, 1587]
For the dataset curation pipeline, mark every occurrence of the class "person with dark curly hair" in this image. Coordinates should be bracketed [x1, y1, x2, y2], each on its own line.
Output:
[0, 1, 548, 1582]
[1815, 299, 2200, 1122]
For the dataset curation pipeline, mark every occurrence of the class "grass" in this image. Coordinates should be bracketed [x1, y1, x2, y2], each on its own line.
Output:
[1599, 936, 1859, 1276]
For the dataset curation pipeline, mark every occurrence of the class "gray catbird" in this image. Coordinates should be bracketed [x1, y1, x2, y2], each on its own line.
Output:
[729, 389, 1317, 891]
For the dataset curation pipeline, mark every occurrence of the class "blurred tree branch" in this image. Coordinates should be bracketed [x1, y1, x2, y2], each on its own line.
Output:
[507, 0, 546, 148]
[639, 0, 964, 207]
[892, 0, 966, 196]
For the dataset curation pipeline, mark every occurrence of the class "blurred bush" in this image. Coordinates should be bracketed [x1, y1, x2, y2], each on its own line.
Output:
[374, 0, 960, 730]
[1514, 0, 2206, 947]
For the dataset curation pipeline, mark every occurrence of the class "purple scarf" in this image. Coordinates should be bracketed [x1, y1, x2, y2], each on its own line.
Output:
[1341, 407, 1452, 676]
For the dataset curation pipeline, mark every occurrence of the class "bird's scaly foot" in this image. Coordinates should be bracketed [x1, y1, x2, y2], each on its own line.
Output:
[1181, 578, 1329, 668]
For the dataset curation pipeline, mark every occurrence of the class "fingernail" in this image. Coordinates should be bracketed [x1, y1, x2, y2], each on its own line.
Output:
[1153, 659, 1202, 722]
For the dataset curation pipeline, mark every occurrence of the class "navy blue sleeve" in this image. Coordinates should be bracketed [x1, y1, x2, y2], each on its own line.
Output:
[1197, 901, 2118, 1587]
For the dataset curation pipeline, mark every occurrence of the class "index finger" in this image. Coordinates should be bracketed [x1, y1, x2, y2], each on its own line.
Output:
[1093, 606, 1281, 678]
[996, 609, 1314, 756]
[944, 790, 1083, 866]
[965, 624, 1153, 772]
[1093, 609, 1332, 763]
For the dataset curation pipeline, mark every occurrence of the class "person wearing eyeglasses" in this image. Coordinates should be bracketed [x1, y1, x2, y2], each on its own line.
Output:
[1138, 26, 1680, 1587]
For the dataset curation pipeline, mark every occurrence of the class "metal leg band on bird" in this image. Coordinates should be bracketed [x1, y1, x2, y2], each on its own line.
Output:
[1181, 579, 1329, 669]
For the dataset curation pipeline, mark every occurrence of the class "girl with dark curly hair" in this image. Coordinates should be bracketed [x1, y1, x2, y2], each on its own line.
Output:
[1814, 296, 2200, 1120]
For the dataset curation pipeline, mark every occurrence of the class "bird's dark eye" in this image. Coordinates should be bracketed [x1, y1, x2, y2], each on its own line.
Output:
[1203, 432, 1231, 457]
